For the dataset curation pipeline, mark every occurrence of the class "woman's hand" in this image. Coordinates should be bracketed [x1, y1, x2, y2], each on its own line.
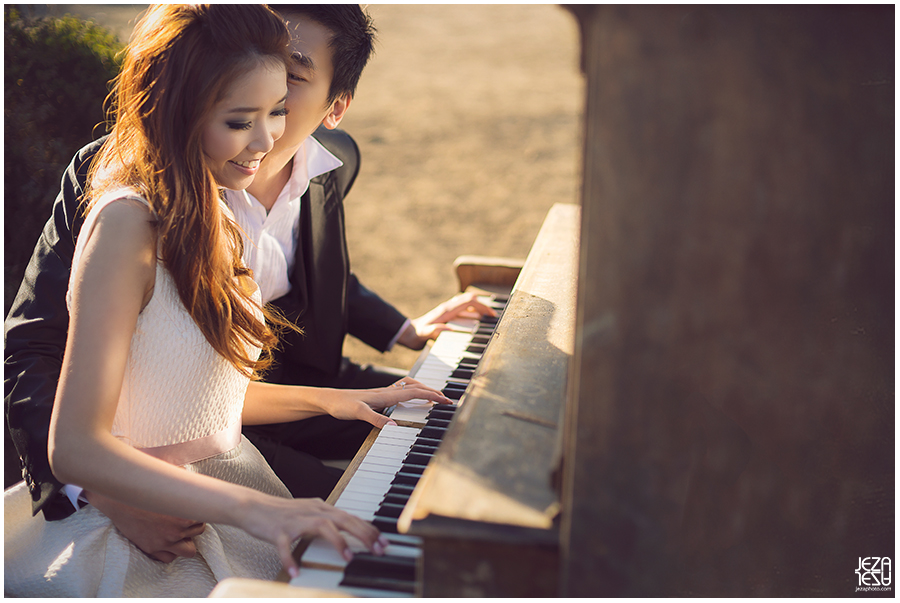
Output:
[238, 493, 389, 579]
[313, 378, 453, 429]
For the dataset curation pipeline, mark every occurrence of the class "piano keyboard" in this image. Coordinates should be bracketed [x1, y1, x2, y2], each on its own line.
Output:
[387, 295, 505, 424]
[288, 294, 508, 596]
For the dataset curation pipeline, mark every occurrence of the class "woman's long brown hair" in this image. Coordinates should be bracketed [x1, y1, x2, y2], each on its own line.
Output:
[87, 4, 294, 378]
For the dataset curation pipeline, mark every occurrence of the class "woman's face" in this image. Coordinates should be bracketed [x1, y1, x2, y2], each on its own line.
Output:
[202, 59, 288, 191]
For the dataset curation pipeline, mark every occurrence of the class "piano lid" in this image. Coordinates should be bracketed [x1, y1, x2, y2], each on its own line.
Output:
[399, 203, 580, 543]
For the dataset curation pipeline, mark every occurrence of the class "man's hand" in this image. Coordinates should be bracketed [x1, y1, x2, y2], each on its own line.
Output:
[84, 490, 206, 563]
[398, 291, 497, 350]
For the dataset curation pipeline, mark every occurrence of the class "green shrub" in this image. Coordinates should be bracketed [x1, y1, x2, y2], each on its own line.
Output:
[4, 6, 123, 315]
[4, 7, 122, 488]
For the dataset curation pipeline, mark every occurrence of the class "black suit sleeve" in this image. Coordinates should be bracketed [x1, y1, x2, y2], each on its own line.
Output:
[346, 274, 408, 352]
[4, 139, 103, 520]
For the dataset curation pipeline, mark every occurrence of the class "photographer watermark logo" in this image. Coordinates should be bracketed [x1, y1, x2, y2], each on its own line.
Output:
[856, 557, 891, 592]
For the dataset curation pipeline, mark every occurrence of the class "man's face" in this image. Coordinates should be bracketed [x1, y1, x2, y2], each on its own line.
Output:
[274, 13, 346, 158]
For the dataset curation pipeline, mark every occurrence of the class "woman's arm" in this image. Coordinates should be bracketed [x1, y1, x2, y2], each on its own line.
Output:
[48, 200, 383, 576]
[241, 378, 453, 428]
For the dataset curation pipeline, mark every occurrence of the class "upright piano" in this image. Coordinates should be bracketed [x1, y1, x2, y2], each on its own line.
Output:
[210, 201, 580, 597]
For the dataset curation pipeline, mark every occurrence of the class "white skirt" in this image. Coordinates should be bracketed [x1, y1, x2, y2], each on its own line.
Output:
[4, 436, 289, 597]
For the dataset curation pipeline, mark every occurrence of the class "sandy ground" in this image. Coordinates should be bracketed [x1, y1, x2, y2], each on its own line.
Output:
[57, 4, 585, 371]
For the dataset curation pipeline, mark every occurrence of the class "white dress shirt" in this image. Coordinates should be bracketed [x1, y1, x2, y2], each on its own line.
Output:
[225, 136, 343, 304]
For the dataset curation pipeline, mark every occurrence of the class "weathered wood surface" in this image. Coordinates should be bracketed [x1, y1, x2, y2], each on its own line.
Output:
[561, 5, 894, 597]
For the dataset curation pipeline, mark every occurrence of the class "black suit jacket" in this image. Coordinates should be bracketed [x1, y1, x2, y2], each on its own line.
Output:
[4, 126, 407, 519]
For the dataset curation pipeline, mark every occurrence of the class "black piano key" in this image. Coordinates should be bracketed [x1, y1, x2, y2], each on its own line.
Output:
[459, 353, 484, 365]
[419, 426, 447, 440]
[372, 516, 399, 533]
[479, 315, 499, 324]
[450, 368, 475, 380]
[382, 492, 410, 506]
[388, 483, 416, 497]
[444, 380, 470, 390]
[391, 471, 421, 487]
[399, 463, 426, 475]
[465, 343, 487, 354]
[410, 444, 438, 456]
[443, 382, 467, 392]
[340, 553, 416, 594]
[470, 335, 492, 345]
[404, 452, 432, 466]
[414, 436, 442, 447]
[426, 408, 456, 421]
[442, 388, 464, 401]
[374, 502, 406, 519]
[424, 418, 451, 429]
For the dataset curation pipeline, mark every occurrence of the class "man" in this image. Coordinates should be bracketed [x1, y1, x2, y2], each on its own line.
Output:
[5, 5, 490, 563]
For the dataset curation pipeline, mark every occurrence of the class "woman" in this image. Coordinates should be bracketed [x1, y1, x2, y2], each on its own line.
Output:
[4, 5, 446, 597]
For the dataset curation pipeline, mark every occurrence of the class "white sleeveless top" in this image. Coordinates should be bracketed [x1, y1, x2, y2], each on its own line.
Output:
[68, 189, 256, 457]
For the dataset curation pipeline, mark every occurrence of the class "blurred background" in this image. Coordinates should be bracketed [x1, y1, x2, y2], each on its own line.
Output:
[4, 4, 585, 374]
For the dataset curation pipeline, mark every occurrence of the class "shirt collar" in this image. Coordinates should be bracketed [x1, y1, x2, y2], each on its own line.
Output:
[306, 134, 344, 180]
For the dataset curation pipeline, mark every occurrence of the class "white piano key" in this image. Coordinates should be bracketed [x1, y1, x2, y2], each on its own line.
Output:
[291, 565, 415, 599]
[365, 444, 413, 460]
[444, 317, 478, 332]
[389, 404, 435, 424]
[336, 489, 385, 506]
[356, 454, 404, 470]
[376, 425, 421, 441]
[290, 566, 345, 588]
[355, 461, 402, 477]
[335, 498, 378, 514]
[339, 507, 375, 521]
[343, 473, 394, 492]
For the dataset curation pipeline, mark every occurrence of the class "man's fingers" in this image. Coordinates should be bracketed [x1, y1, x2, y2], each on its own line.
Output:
[165, 537, 199, 559]
[446, 293, 496, 317]
[149, 550, 177, 563]
[183, 522, 206, 538]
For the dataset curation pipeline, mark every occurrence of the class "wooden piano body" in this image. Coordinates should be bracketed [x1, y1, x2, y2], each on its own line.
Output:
[398, 203, 577, 597]
[213, 5, 891, 598]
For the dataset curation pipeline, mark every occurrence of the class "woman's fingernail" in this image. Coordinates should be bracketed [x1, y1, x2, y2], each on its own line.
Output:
[378, 535, 390, 548]
[373, 541, 385, 555]
[343, 548, 354, 562]
[288, 566, 299, 579]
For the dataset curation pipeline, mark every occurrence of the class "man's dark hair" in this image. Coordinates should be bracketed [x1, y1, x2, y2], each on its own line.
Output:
[271, 4, 376, 103]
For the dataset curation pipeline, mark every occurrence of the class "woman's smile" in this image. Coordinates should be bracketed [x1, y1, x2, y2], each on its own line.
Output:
[229, 158, 264, 176]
